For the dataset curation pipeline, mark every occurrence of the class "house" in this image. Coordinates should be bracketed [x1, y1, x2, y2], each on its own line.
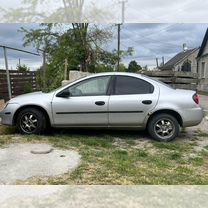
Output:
[160, 46, 199, 73]
[197, 28, 208, 91]
[160, 28, 208, 92]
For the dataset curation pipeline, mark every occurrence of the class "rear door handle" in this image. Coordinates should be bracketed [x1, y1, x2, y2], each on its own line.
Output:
[95, 101, 105, 106]
[142, 100, 152, 105]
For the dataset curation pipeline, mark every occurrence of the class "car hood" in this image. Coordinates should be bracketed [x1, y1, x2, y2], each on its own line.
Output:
[8, 91, 55, 104]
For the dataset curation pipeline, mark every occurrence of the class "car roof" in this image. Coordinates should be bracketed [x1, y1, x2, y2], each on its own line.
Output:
[56, 71, 173, 94]
[86, 72, 143, 78]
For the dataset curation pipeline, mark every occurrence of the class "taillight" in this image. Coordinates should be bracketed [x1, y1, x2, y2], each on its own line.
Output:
[193, 94, 199, 105]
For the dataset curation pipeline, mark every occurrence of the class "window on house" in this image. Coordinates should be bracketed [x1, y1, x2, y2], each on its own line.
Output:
[181, 60, 191, 72]
[201, 62, 206, 78]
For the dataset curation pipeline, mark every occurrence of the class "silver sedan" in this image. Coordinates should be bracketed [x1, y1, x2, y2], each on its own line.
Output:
[0, 72, 203, 141]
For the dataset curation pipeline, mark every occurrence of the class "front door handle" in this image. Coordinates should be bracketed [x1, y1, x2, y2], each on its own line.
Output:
[142, 100, 152, 105]
[95, 101, 105, 106]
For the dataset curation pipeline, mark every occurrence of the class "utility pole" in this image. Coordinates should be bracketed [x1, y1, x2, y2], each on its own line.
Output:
[116, 0, 128, 71]
[120, 0, 128, 24]
[42, 50, 46, 92]
[156, 58, 159, 68]
[162, 56, 165, 66]
[117, 24, 121, 71]
[3, 46, 12, 100]
[64, 58, 68, 80]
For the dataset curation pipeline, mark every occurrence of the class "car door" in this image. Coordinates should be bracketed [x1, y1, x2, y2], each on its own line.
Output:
[109, 75, 159, 127]
[52, 76, 112, 127]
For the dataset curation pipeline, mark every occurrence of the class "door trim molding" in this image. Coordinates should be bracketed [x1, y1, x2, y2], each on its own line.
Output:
[56, 111, 144, 115]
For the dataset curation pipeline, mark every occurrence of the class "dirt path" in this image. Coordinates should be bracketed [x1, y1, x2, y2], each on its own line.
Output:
[0, 100, 4, 111]
[199, 95, 208, 111]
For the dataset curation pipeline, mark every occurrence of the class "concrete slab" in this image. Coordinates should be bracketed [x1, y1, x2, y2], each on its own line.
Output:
[0, 186, 208, 208]
[0, 143, 81, 184]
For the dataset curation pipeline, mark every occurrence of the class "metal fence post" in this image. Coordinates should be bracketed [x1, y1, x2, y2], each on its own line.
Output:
[3, 46, 12, 100]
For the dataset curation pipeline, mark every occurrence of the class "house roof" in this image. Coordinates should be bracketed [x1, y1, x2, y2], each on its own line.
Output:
[161, 48, 198, 70]
[197, 28, 208, 58]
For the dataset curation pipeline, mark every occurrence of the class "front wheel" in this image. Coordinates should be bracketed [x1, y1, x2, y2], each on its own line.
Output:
[17, 108, 46, 135]
[147, 113, 180, 142]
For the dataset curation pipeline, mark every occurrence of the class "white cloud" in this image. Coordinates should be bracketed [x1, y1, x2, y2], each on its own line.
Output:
[0, 23, 207, 69]
[0, 0, 208, 23]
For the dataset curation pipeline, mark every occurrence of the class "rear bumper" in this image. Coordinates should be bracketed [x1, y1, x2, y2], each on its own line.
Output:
[179, 107, 204, 127]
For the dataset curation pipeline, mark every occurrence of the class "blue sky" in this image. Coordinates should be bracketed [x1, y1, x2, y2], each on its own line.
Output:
[0, 23, 207, 70]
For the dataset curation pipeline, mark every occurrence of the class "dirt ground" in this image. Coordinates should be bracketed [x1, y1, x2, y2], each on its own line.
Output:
[199, 95, 208, 111]
[0, 100, 4, 111]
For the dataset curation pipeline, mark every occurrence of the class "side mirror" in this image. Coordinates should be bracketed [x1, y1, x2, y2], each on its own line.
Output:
[56, 89, 71, 98]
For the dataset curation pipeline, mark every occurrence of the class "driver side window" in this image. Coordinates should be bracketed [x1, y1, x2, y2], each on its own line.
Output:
[68, 76, 111, 96]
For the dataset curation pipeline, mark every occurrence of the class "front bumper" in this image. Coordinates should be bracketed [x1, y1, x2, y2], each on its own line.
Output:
[0, 104, 20, 126]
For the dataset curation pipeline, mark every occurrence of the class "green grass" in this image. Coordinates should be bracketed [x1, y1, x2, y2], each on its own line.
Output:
[1, 125, 208, 185]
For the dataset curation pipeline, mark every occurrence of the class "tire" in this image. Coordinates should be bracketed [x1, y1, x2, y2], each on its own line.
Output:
[147, 113, 179, 142]
[17, 108, 46, 135]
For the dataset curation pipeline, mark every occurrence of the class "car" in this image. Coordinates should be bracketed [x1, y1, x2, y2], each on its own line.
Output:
[0, 72, 204, 141]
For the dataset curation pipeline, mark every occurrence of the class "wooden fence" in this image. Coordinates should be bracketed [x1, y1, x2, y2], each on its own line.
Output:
[0, 70, 37, 101]
[139, 71, 198, 91]
[65, 70, 199, 91]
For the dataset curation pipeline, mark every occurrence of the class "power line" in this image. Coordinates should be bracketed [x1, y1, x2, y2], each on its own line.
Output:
[136, 23, 181, 40]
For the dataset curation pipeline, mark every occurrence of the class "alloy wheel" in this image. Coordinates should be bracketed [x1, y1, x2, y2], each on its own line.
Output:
[20, 113, 38, 134]
[154, 118, 175, 140]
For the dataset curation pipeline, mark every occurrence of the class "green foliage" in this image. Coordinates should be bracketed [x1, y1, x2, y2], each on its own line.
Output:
[23, 83, 33, 93]
[16, 64, 30, 72]
[94, 64, 113, 73]
[127, 60, 142, 73]
[117, 63, 126, 72]
[20, 23, 134, 91]
[35, 65, 64, 92]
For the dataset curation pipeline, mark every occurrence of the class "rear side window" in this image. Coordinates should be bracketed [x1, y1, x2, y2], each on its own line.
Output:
[114, 76, 154, 95]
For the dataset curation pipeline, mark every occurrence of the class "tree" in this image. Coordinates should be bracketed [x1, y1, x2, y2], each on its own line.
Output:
[16, 64, 30, 72]
[127, 60, 142, 73]
[20, 23, 112, 72]
[20, 24, 133, 91]
[1, 0, 116, 23]
[117, 63, 126, 72]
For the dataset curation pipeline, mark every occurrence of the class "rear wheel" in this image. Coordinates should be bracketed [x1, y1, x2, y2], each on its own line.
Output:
[17, 108, 46, 135]
[148, 113, 179, 142]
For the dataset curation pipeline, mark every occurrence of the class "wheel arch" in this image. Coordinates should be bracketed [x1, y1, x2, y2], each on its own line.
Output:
[13, 105, 51, 127]
[146, 109, 183, 127]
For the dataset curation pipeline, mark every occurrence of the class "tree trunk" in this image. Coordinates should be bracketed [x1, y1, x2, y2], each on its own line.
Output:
[72, 23, 89, 72]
